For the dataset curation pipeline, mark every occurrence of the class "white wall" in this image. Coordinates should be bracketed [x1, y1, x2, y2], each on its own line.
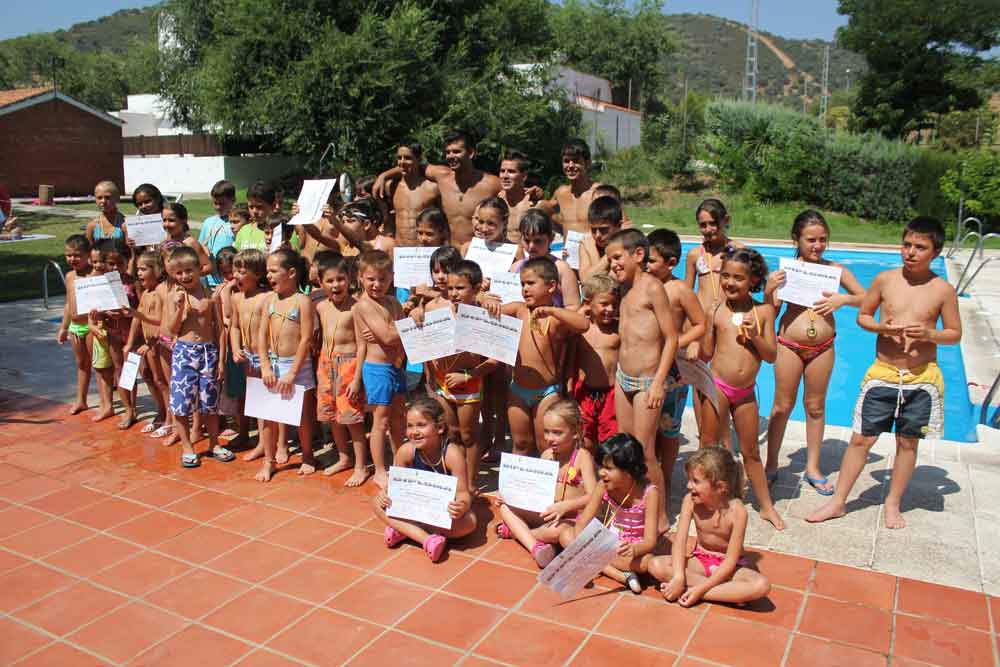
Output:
[124, 154, 303, 194]
[576, 96, 642, 154]
[556, 67, 613, 102]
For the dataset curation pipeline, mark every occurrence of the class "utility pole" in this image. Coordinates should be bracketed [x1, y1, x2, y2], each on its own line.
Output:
[681, 74, 689, 156]
[820, 45, 831, 121]
[802, 78, 809, 114]
[742, 0, 759, 104]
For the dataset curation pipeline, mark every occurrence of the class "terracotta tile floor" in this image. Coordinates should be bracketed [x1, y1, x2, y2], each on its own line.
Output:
[1, 389, 998, 667]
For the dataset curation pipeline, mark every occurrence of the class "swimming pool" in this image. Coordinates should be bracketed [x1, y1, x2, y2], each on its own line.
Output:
[673, 243, 978, 443]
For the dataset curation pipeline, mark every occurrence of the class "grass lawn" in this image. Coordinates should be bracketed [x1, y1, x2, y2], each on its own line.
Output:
[0, 212, 89, 303]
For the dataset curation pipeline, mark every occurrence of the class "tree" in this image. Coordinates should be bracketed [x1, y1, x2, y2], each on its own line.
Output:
[156, 0, 581, 181]
[837, 0, 1000, 138]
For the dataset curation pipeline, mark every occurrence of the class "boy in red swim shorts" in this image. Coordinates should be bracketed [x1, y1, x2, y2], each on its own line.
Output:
[570, 274, 621, 452]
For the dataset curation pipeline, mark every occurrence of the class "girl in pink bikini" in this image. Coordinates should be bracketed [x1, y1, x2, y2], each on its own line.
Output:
[560, 433, 662, 594]
[496, 400, 597, 568]
[763, 211, 865, 495]
[700, 247, 783, 530]
[649, 447, 770, 607]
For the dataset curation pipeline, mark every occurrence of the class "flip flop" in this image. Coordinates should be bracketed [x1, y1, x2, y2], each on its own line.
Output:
[210, 446, 236, 463]
[151, 424, 173, 438]
[423, 534, 447, 562]
[805, 475, 835, 496]
[181, 452, 200, 468]
[140, 421, 159, 434]
[623, 571, 643, 594]
[384, 525, 407, 548]
[532, 542, 556, 568]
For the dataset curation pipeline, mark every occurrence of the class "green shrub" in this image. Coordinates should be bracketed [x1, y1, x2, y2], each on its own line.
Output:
[940, 150, 1000, 223]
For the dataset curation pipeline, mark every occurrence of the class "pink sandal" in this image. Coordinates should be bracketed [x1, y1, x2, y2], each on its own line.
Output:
[384, 526, 406, 548]
[423, 534, 447, 562]
[531, 541, 556, 568]
[495, 522, 512, 539]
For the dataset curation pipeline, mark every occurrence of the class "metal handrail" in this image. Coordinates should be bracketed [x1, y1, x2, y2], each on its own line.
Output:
[948, 217, 984, 258]
[980, 370, 1000, 429]
[958, 257, 997, 295]
[42, 260, 66, 309]
[977, 232, 1000, 259]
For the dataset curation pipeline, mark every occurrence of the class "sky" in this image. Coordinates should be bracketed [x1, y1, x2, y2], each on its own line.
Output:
[0, 0, 849, 42]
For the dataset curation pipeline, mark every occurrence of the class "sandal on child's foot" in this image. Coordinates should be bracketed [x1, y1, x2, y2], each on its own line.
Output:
[151, 424, 172, 438]
[181, 452, 201, 468]
[423, 534, 447, 562]
[623, 571, 642, 594]
[531, 542, 556, 568]
[140, 421, 159, 434]
[384, 526, 407, 548]
[211, 446, 235, 462]
[495, 522, 513, 539]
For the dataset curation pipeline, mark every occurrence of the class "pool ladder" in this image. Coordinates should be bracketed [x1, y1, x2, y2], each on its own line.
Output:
[42, 260, 66, 309]
[981, 372, 1000, 429]
[949, 217, 1000, 295]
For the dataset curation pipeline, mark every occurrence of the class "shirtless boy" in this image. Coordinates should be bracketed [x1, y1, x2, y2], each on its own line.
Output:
[498, 149, 537, 245]
[608, 229, 679, 531]
[569, 274, 621, 452]
[808, 217, 961, 529]
[391, 140, 440, 247]
[375, 129, 501, 245]
[352, 250, 407, 488]
[504, 257, 590, 456]
[58, 234, 93, 415]
[579, 196, 625, 280]
[537, 138, 602, 236]
[316, 254, 369, 487]
[162, 246, 234, 468]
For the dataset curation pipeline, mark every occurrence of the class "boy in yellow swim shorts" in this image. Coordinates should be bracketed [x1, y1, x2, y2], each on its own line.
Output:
[808, 217, 961, 530]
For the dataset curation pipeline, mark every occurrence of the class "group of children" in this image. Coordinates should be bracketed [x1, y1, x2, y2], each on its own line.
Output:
[56, 134, 961, 605]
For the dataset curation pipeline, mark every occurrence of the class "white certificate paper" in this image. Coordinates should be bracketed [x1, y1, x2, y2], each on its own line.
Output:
[269, 223, 283, 253]
[75, 273, 129, 313]
[676, 356, 718, 412]
[244, 376, 305, 426]
[465, 238, 518, 278]
[393, 246, 438, 288]
[454, 304, 523, 366]
[488, 271, 524, 304]
[290, 179, 336, 226]
[776, 257, 842, 308]
[538, 519, 619, 600]
[386, 465, 457, 530]
[563, 230, 586, 270]
[498, 453, 559, 513]
[125, 214, 166, 247]
[118, 352, 142, 391]
[397, 307, 456, 364]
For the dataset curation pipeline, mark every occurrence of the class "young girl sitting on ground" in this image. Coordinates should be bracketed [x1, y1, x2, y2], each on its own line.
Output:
[374, 397, 478, 562]
[700, 248, 782, 529]
[560, 433, 662, 594]
[497, 400, 597, 567]
[650, 446, 770, 606]
[764, 211, 865, 495]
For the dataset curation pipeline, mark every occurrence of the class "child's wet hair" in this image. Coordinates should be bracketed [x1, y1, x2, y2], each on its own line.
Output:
[561, 137, 591, 162]
[247, 180, 277, 205]
[95, 180, 120, 198]
[216, 246, 237, 269]
[451, 259, 483, 286]
[210, 180, 236, 200]
[598, 433, 647, 481]
[132, 183, 164, 212]
[169, 245, 199, 267]
[163, 202, 189, 231]
[477, 196, 509, 222]
[696, 198, 729, 226]
[358, 249, 392, 276]
[408, 395, 446, 427]
[607, 229, 648, 259]
[791, 210, 829, 258]
[430, 245, 462, 274]
[545, 399, 582, 440]
[343, 198, 383, 228]
[520, 256, 559, 284]
[588, 196, 623, 225]
[270, 248, 309, 288]
[317, 252, 350, 279]
[416, 207, 450, 243]
[96, 237, 131, 261]
[138, 250, 164, 280]
[647, 228, 682, 263]
[518, 209, 554, 239]
[582, 273, 620, 301]
[64, 233, 90, 253]
[723, 247, 768, 291]
[594, 183, 621, 201]
[234, 249, 268, 286]
[685, 447, 745, 501]
[904, 216, 945, 252]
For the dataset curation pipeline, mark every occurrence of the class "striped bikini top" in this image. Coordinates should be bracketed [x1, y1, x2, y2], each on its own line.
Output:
[603, 483, 652, 543]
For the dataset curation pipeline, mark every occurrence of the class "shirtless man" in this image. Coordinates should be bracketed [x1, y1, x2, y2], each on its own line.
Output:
[391, 141, 440, 247]
[498, 150, 537, 245]
[808, 217, 960, 530]
[608, 229, 678, 532]
[375, 129, 501, 245]
[537, 138, 602, 236]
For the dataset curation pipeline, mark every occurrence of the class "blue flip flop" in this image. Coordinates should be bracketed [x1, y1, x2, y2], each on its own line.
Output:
[805, 475, 835, 496]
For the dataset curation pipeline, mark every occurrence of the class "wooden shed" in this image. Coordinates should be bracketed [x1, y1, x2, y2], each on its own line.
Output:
[0, 87, 124, 197]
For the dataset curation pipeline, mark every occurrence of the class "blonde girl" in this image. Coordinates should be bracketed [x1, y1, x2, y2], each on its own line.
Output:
[228, 249, 270, 454]
[123, 251, 169, 432]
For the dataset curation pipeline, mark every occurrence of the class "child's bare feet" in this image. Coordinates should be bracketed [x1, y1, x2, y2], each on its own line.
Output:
[118, 412, 137, 430]
[275, 443, 290, 465]
[243, 444, 264, 462]
[805, 500, 846, 523]
[69, 402, 89, 415]
[883, 502, 907, 529]
[759, 508, 786, 531]
[219, 428, 238, 439]
[161, 432, 180, 447]
[345, 467, 370, 487]
[323, 457, 354, 477]
[298, 462, 317, 475]
[255, 460, 275, 482]
[373, 468, 389, 489]
[91, 408, 114, 423]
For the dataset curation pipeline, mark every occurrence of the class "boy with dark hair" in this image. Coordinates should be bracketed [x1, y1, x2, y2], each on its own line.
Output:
[58, 234, 94, 415]
[391, 139, 440, 247]
[200, 180, 237, 286]
[498, 149, 538, 245]
[239, 180, 273, 251]
[579, 195, 624, 280]
[537, 138, 603, 236]
[809, 216, 960, 529]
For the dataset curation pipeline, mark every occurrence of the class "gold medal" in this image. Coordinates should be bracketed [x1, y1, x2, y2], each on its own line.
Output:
[806, 324, 817, 339]
[806, 308, 818, 339]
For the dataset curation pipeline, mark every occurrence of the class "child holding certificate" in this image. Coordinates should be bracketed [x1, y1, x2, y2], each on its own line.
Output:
[228, 249, 270, 457]
[57, 234, 93, 416]
[763, 211, 865, 495]
[123, 251, 169, 435]
[649, 447, 770, 606]
[559, 433, 661, 594]
[510, 209, 580, 309]
[374, 397, 477, 562]
[496, 400, 596, 567]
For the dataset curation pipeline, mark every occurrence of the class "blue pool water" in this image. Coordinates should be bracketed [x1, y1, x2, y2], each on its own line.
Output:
[673, 243, 977, 442]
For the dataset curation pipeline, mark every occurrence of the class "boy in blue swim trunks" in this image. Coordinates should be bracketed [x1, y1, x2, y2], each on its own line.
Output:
[499, 257, 589, 456]
[352, 250, 407, 489]
[162, 246, 234, 469]
[808, 217, 961, 530]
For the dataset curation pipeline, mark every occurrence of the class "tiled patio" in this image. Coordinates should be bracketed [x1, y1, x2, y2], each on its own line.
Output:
[0, 389, 998, 666]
